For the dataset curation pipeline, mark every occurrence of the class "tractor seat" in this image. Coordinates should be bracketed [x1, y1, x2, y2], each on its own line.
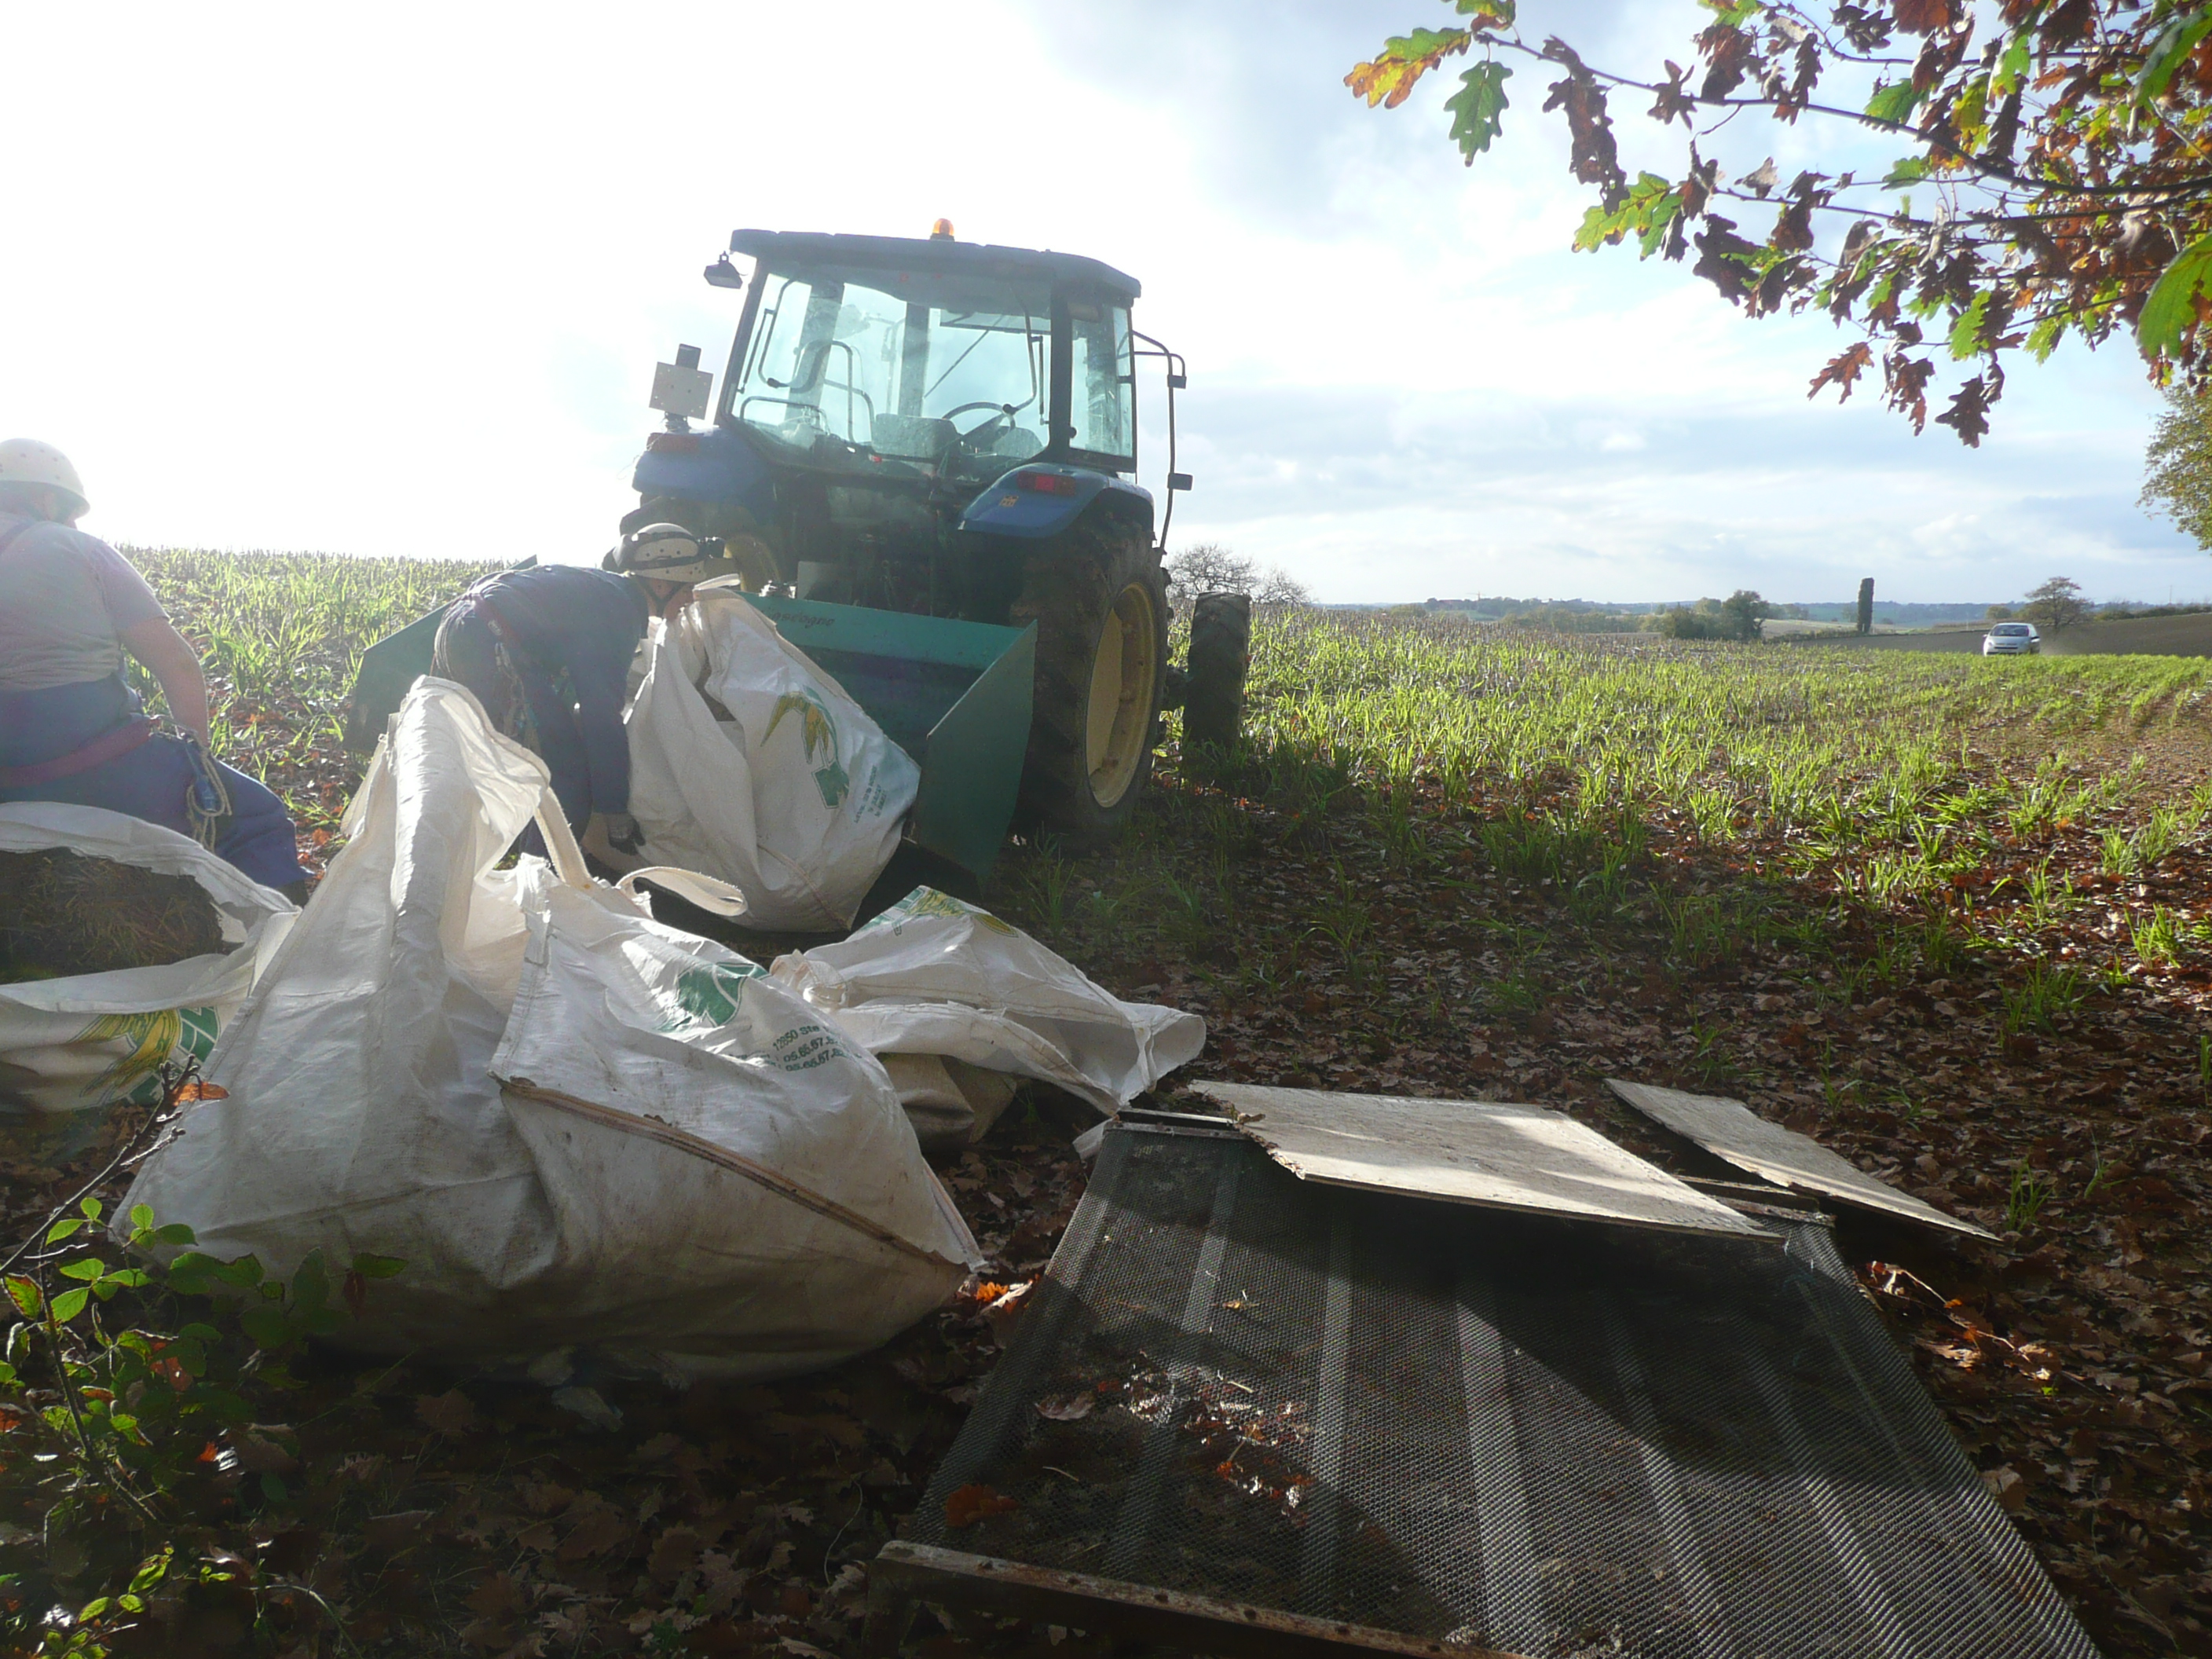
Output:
[869, 413, 955, 460]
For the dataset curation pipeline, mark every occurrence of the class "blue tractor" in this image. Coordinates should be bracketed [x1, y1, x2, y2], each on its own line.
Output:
[629, 222, 1192, 843]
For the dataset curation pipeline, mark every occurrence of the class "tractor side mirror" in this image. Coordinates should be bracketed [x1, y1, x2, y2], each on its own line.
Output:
[1168, 473, 1193, 492]
[1167, 372, 1188, 390]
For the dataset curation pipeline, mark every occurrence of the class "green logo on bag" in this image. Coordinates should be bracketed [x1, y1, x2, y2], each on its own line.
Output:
[657, 964, 854, 1071]
[767, 690, 850, 809]
[866, 886, 1017, 938]
[76, 1005, 218, 1106]
[662, 961, 764, 1031]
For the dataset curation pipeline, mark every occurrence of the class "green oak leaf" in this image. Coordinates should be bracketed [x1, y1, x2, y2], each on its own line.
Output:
[2140, 233, 2212, 358]
[1445, 60, 1514, 159]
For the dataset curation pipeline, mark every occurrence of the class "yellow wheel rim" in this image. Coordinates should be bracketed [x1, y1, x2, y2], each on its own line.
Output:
[1086, 580, 1159, 808]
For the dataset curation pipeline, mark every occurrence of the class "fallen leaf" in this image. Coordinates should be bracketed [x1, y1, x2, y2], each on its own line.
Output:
[228, 1429, 298, 1475]
[416, 1388, 481, 1437]
[983, 1280, 1035, 1347]
[944, 1484, 1019, 1529]
[519, 1479, 573, 1514]
[1984, 1465, 2027, 1513]
[465, 1573, 524, 1620]
[696, 1551, 750, 1614]
[556, 1503, 631, 1562]
[550, 1385, 623, 1430]
[361, 1510, 435, 1553]
[646, 1524, 705, 1584]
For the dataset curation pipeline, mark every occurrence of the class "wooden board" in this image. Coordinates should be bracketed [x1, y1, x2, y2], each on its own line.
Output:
[1187, 1082, 1766, 1240]
[1605, 1079, 1997, 1241]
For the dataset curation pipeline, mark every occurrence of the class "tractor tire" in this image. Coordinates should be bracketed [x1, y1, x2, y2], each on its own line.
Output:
[1012, 519, 1169, 844]
[1181, 591, 1252, 754]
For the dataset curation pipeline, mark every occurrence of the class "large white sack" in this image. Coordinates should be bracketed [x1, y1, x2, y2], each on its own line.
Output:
[771, 887, 1206, 1141]
[493, 881, 978, 1372]
[0, 804, 295, 1115]
[618, 582, 920, 931]
[125, 678, 974, 1379]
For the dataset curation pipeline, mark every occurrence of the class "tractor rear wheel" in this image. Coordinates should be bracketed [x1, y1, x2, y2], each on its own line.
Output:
[1012, 521, 1168, 843]
[1181, 590, 1252, 754]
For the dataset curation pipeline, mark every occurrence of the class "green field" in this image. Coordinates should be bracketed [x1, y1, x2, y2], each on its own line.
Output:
[16, 554, 2207, 1657]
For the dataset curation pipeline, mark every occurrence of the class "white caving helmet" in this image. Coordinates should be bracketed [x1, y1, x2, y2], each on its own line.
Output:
[0, 440, 88, 518]
[609, 522, 737, 584]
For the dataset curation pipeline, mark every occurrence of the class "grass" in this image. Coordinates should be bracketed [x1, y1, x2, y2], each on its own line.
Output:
[968, 608, 2212, 1053]
[119, 550, 498, 851]
[1240, 609, 2212, 873]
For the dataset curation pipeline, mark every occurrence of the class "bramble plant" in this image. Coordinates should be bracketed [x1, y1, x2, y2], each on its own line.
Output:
[1349, 1, 2212, 444]
[0, 1182, 401, 1656]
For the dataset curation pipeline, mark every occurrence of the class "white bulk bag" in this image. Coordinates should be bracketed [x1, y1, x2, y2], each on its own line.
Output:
[124, 679, 974, 1378]
[771, 888, 1207, 1145]
[0, 804, 295, 1115]
[617, 583, 920, 931]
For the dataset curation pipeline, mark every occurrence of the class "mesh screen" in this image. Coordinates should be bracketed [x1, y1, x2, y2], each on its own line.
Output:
[909, 1125, 2099, 1659]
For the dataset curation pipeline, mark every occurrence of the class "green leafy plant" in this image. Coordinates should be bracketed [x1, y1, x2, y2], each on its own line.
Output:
[1, 1185, 402, 1657]
[2001, 961, 2086, 1035]
[1686, 1017, 1738, 1088]
[2005, 1163, 2054, 1233]
[2132, 906, 2181, 969]
[2082, 1141, 2114, 1205]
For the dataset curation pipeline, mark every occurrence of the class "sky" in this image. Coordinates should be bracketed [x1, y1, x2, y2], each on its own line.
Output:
[2, 0, 2205, 607]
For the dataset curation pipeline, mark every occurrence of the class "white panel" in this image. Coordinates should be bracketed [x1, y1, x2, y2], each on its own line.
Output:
[1188, 1082, 1766, 1240]
[650, 361, 713, 420]
[1605, 1079, 1997, 1241]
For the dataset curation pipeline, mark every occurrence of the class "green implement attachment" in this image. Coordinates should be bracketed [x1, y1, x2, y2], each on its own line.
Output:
[746, 596, 1033, 884]
[342, 603, 449, 754]
[340, 558, 532, 755]
[342, 586, 1034, 884]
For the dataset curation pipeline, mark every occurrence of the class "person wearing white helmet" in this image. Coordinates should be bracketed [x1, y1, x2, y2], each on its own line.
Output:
[430, 523, 733, 855]
[0, 440, 309, 897]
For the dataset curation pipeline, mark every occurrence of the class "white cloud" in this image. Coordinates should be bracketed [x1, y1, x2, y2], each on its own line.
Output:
[0, 0, 2199, 608]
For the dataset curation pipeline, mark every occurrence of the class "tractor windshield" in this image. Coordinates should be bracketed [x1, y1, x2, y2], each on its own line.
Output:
[731, 267, 1054, 474]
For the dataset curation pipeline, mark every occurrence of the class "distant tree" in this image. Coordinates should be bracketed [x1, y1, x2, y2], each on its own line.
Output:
[1719, 589, 1776, 639]
[2141, 388, 2212, 550]
[1985, 603, 2015, 620]
[1166, 542, 1312, 611]
[2021, 577, 2089, 631]
[1645, 595, 1764, 643]
[1646, 606, 1717, 639]
[1166, 542, 1255, 598]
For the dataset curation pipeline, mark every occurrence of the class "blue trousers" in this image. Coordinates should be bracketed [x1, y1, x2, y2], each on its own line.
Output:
[0, 677, 307, 892]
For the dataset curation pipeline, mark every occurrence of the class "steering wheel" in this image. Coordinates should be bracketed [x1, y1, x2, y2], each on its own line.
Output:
[939, 401, 1015, 440]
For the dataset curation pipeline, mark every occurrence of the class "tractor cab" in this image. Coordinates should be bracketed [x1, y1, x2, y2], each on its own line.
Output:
[727, 249, 1111, 485]
[632, 225, 1191, 842]
[342, 225, 1203, 901]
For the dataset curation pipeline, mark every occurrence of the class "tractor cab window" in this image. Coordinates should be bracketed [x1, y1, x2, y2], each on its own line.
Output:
[1068, 302, 1134, 467]
[731, 269, 1050, 475]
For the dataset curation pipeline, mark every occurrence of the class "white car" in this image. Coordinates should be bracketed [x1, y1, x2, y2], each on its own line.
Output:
[1982, 621, 2040, 655]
